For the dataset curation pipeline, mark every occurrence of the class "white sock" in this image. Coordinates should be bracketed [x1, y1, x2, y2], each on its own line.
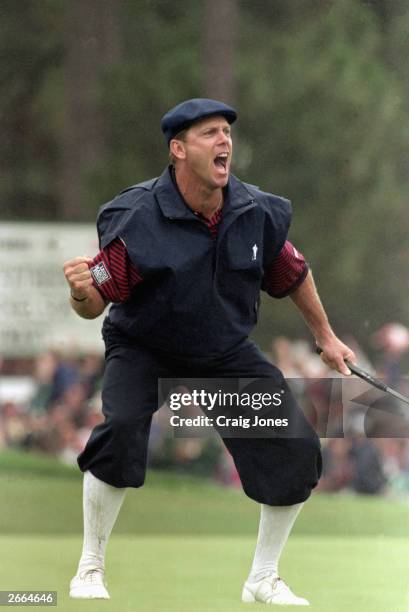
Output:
[77, 470, 126, 573]
[247, 502, 304, 583]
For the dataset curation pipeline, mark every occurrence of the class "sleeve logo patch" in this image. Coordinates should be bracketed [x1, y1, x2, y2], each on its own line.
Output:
[91, 262, 111, 286]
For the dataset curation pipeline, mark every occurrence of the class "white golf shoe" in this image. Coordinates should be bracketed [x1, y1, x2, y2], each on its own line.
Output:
[242, 575, 309, 606]
[69, 567, 110, 599]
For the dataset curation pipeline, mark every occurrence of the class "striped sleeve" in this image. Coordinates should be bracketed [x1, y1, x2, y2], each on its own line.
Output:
[88, 237, 143, 303]
[263, 240, 309, 298]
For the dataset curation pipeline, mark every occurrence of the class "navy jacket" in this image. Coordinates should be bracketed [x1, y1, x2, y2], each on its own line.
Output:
[98, 166, 292, 357]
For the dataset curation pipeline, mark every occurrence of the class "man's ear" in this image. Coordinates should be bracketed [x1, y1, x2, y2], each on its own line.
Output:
[170, 138, 186, 161]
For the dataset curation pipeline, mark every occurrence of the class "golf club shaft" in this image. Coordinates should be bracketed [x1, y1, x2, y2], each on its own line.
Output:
[316, 347, 409, 406]
[344, 360, 388, 392]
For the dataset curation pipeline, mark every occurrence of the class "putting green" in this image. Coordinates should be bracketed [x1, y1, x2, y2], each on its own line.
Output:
[0, 534, 407, 611]
[0, 450, 408, 610]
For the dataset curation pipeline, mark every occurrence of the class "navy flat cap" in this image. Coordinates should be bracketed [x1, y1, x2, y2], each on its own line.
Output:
[161, 98, 237, 145]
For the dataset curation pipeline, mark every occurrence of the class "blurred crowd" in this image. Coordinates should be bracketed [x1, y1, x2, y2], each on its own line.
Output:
[1, 322, 409, 498]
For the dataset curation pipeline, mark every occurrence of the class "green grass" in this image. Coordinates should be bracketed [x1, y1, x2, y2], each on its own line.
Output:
[0, 450, 408, 611]
[0, 535, 407, 612]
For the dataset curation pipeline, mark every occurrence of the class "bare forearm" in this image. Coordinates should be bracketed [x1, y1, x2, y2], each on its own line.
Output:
[289, 270, 356, 375]
[290, 270, 335, 343]
[70, 286, 107, 319]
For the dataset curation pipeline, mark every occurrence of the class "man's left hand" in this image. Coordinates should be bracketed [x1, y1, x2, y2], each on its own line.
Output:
[317, 336, 357, 376]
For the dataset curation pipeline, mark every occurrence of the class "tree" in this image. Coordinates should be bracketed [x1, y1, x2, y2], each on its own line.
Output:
[59, 0, 122, 220]
[0, 0, 63, 220]
[202, 0, 237, 104]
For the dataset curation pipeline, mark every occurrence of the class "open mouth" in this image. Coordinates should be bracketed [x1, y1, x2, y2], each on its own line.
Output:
[214, 153, 228, 170]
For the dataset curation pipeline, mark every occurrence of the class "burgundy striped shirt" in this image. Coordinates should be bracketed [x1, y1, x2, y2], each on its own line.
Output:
[89, 211, 307, 303]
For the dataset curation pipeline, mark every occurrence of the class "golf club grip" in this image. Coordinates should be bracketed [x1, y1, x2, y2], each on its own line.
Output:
[316, 347, 388, 392]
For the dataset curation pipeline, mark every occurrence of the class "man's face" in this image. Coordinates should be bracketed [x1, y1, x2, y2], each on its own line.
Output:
[177, 116, 233, 189]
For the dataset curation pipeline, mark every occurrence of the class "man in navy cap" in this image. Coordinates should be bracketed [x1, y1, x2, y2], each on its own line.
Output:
[64, 98, 356, 605]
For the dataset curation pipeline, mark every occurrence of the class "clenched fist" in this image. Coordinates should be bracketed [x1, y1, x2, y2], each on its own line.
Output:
[63, 256, 94, 300]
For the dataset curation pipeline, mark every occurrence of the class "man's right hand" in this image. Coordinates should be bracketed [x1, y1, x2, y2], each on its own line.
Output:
[63, 256, 94, 300]
[63, 256, 107, 319]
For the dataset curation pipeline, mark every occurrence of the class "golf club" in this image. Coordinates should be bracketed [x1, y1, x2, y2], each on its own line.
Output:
[316, 346, 409, 408]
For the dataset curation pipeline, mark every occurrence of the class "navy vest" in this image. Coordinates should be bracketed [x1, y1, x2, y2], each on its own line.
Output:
[98, 166, 292, 357]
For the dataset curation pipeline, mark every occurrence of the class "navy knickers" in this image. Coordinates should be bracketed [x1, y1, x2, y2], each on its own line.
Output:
[78, 331, 322, 506]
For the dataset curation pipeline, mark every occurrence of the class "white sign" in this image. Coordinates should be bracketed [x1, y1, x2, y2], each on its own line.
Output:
[0, 222, 105, 357]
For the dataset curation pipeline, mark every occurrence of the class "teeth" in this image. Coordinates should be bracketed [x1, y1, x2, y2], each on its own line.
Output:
[214, 153, 228, 169]
[215, 153, 228, 163]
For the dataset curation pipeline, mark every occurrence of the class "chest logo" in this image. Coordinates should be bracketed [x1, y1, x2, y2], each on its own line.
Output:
[252, 244, 258, 261]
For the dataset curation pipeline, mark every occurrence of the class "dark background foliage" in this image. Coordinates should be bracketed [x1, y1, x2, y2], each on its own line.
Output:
[1, 0, 408, 353]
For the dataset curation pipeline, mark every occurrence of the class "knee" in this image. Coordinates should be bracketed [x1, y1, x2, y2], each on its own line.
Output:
[108, 411, 150, 433]
[300, 435, 321, 455]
